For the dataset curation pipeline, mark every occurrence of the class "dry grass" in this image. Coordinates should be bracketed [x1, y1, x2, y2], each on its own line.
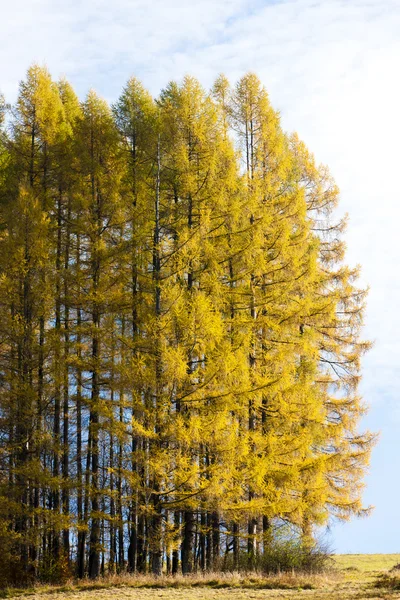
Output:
[0, 571, 332, 598]
[333, 553, 400, 572]
[374, 571, 400, 592]
[4, 555, 400, 599]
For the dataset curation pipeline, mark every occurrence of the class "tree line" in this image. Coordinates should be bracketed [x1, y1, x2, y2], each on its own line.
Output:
[0, 65, 374, 584]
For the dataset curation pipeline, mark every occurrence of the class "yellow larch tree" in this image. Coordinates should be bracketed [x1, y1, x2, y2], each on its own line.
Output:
[0, 66, 373, 583]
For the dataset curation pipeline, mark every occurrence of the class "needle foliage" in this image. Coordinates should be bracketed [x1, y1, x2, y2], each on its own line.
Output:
[0, 66, 373, 585]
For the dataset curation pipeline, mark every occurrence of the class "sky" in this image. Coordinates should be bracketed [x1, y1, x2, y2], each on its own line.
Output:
[1, 0, 400, 554]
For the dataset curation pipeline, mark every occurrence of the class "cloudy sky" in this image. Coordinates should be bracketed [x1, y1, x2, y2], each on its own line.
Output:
[2, 0, 400, 553]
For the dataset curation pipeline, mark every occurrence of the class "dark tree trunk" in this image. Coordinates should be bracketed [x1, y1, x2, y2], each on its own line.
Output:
[212, 512, 220, 570]
[233, 522, 239, 570]
[200, 511, 206, 571]
[181, 511, 194, 574]
[62, 198, 71, 560]
[172, 511, 180, 574]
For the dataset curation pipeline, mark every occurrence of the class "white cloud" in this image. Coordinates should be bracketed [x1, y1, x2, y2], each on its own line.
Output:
[1, 0, 400, 550]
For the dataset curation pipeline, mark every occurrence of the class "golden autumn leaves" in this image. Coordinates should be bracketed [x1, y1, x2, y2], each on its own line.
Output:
[0, 65, 374, 582]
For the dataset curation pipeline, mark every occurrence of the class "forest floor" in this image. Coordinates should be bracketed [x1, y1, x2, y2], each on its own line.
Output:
[4, 555, 400, 600]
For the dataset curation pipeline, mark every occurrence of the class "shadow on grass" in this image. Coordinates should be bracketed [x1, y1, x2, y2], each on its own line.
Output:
[373, 572, 400, 591]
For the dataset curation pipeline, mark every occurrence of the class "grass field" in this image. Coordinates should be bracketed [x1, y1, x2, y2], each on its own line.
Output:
[3, 555, 400, 599]
[334, 553, 400, 572]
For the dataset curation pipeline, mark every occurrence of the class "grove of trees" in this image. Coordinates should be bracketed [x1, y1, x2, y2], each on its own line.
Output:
[0, 66, 374, 584]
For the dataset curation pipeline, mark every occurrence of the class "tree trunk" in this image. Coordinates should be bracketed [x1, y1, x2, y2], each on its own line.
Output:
[233, 522, 239, 570]
[62, 197, 71, 560]
[172, 511, 180, 574]
[76, 235, 85, 578]
[181, 511, 194, 574]
[212, 512, 220, 570]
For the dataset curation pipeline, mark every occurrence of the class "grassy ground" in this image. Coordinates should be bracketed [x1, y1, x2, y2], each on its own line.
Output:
[334, 553, 400, 572]
[3, 555, 400, 599]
